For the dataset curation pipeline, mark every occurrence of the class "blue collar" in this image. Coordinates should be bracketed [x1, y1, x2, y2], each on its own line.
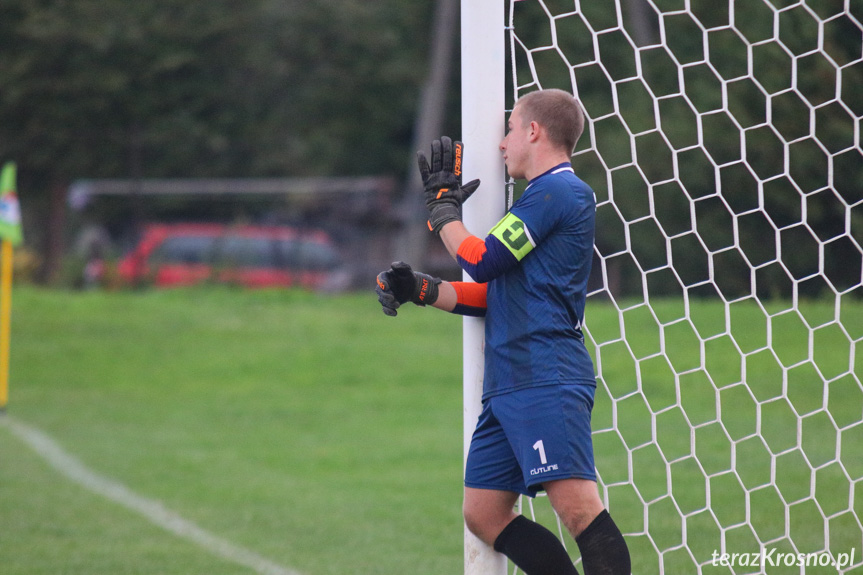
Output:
[526, 162, 574, 188]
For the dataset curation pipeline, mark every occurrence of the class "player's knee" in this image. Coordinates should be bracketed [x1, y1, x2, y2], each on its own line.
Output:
[463, 502, 516, 546]
[545, 478, 605, 537]
[559, 507, 602, 539]
[462, 501, 487, 541]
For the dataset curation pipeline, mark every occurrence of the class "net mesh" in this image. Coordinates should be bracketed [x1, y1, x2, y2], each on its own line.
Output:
[507, 1, 863, 572]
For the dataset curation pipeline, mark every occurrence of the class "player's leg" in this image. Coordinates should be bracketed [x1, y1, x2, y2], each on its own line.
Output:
[494, 384, 629, 573]
[464, 486, 580, 575]
[464, 398, 580, 574]
[544, 478, 630, 574]
[463, 486, 519, 545]
[543, 477, 604, 538]
[463, 397, 525, 544]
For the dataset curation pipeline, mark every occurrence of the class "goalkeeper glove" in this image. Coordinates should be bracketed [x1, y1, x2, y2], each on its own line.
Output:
[417, 136, 481, 234]
[375, 261, 441, 317]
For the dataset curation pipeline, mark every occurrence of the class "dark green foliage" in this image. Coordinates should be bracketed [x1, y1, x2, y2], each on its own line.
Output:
[0, 1, 860, 298]
[510, 0, 863, 300]
[0, 0, 434, 186]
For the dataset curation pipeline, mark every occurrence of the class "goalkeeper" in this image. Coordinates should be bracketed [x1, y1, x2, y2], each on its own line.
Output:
[376, 89, 631, 575]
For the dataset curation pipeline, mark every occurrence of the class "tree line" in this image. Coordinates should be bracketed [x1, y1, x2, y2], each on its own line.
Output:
[511, 0, 862, 300]
[1, 0, 859, 298]
[0, 0, 450, 281]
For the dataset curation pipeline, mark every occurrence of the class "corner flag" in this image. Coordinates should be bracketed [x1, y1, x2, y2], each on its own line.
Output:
[0, 162, 22, 246]
[0, 161, 18, 410]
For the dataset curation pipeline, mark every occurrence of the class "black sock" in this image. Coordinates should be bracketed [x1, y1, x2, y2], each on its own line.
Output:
[493, 515, 580, 575]
[575, 510, 631, 575]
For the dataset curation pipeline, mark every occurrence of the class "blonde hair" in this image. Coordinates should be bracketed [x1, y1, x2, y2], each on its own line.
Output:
[515, 89, 585, 154]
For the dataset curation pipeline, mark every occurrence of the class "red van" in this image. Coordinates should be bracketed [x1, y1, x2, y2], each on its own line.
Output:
[116, 223, 349, 290]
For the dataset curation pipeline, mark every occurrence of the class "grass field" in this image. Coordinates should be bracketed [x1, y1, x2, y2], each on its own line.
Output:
[584, 298, 863, 574]
[1, 287, 464, 575]
[1, 287, 861, 574]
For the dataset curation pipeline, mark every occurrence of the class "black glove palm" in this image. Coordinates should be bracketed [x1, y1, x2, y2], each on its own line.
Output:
[417, 136, 481, 234]
[375, 262, 441, 317]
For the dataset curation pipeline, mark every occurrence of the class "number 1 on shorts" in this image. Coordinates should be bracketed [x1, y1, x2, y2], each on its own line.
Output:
[533, 439, 548, 465]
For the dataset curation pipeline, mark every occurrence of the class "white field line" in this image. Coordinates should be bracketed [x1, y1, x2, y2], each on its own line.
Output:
[1, 415, 302, 575]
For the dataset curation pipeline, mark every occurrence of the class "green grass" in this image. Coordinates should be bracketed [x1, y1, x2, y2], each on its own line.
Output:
[585, 298, 863, 573]
[1, 287, 465, 575]
[1, 287, 861, 574]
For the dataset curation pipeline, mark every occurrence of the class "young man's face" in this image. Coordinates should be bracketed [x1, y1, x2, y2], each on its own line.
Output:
[500, 104, 531, 180]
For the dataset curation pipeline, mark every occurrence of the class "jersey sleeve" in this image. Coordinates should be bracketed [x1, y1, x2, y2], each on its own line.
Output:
[455, 211, 537, 283]
[449, 281, 487, 317]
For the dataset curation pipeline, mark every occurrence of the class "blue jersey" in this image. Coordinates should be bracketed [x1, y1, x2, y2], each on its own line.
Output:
[456, 163, 597, 399]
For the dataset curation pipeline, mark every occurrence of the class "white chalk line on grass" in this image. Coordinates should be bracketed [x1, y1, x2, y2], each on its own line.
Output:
[0, 415, 302, 575]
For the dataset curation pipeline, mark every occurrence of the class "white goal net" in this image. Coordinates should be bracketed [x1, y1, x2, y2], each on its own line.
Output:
[503, 1, 863, 573]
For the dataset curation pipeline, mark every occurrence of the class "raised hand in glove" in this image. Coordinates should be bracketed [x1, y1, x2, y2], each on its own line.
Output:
[417, 136, 481, 234]
[375, 261, 442, 317]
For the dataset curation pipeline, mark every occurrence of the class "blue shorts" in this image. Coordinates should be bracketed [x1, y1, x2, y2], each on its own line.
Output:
[464, 384, 596, 497]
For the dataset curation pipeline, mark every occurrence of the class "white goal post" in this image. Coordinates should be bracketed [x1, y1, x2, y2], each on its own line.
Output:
[462, 1, 863, 574]
[461, 1, 508, 573]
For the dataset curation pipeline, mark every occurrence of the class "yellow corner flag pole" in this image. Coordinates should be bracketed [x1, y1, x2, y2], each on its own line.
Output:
[0, 238, 11, 410]
[0, 161, 22, 411]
